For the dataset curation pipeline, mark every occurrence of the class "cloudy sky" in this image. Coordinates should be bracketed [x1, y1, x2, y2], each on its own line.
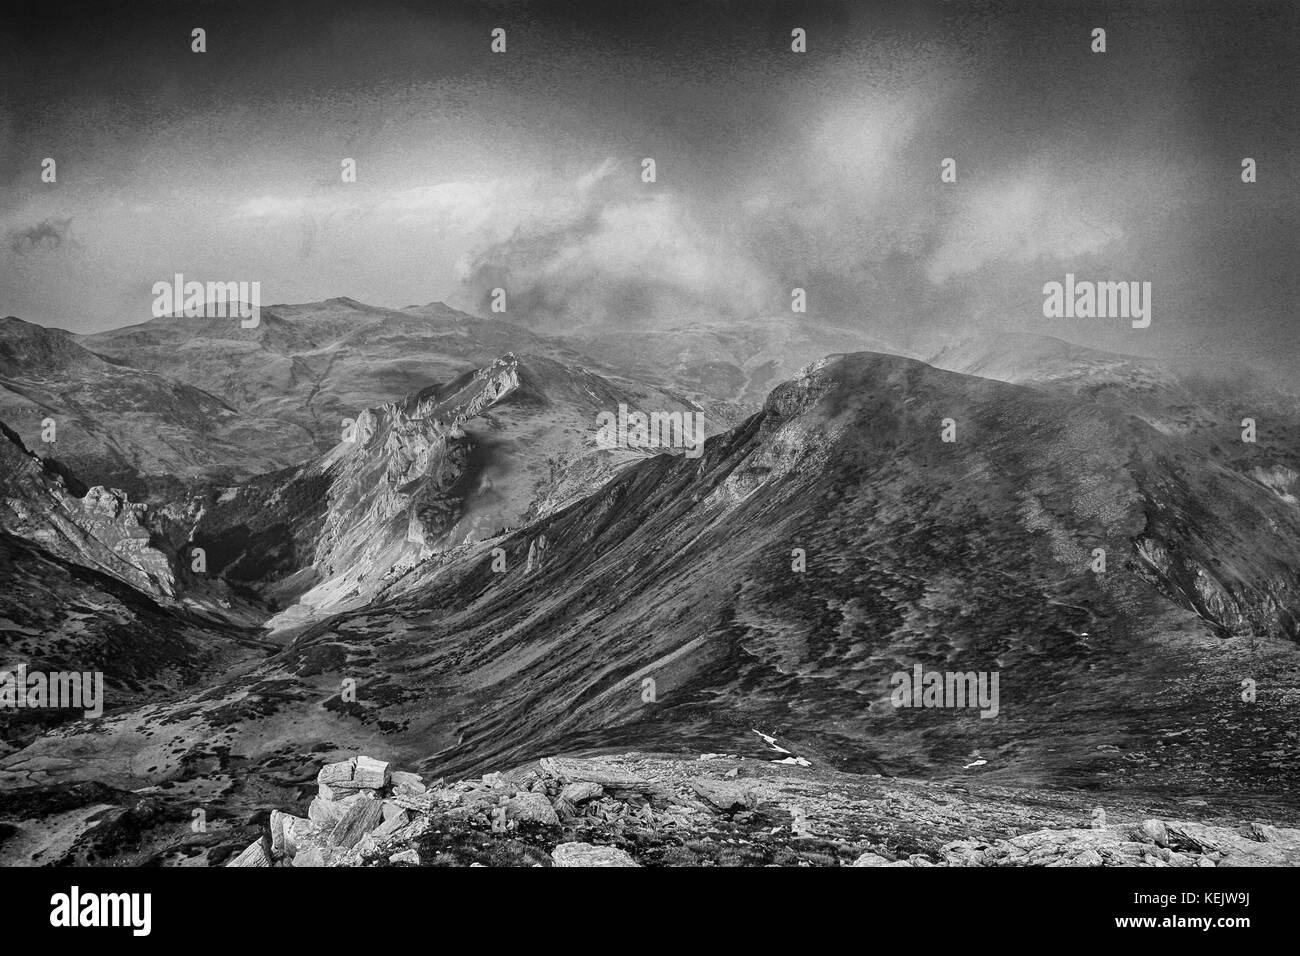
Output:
[2, 0, 1296, 372]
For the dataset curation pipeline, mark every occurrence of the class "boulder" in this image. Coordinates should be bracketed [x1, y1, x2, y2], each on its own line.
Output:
[352, 756, 392, 790]
[1134, 819, 1169, 847]
[540, 757, 648, 789]
[851, 852, 894, 866]
[371, 808, 412, 841]
[268, 810, 303, 859]
[282, 815, 314, 858]
[691, 780, 756, 813]
[390, 770, 426, 795]
[291, 847, 329, 868]
[318, 759, 357, 790]
[389, 849, 420, 865]
[506, 791, 560, 826]
[552, 842, 639, 867]
[309, 791, 369, 828]
[559, 782, 604, 805]
[330, 798, 387, 849]
[317, 755, 391, 793]
[227, 836, 272, 867]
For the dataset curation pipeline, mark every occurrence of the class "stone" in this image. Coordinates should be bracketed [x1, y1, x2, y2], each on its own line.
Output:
[351, 755, 392, 790]
[691, 780, 756, 813]
[318, 759, 357, 790]
[852, 852, 894, 866]
[1134, 819, 1169, 847]
[227, 836, 272, 867]
[371, 808, 411, 841]
[390, 771, 426, 795]
[559, 781, 604, 805]
[282, 815, 314, 858]
[390, 791, 441, 813]
[309, 791, 368, 828]
[330, 797, 386, 849]
[292, 847, 329, 868]
[389, 849, 420, 865]
[268, 810, 301, 858]
[540, 757, 649, 789]
[505, 791, 560, 826]
[317, 755, 391, 793]
[1074, 849, 1104, 866]
[552, 842, 639, 867]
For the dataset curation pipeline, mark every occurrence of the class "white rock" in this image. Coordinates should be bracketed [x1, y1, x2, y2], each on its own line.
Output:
[506, 791, 560, 826]
[552, 842, 639, 867]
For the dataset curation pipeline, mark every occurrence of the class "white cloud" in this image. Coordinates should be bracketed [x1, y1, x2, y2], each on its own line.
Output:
[924, 176, 1124, 283]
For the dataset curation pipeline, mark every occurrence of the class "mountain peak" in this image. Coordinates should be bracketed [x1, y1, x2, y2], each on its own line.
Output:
[0, 315, 99, 373]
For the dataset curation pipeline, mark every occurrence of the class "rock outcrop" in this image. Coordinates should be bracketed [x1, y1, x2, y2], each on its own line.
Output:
[0, 421, 176, 598]
[226, 753, 1300, 868]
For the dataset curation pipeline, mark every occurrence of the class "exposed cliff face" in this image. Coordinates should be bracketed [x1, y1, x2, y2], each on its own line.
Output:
[0, 422, 176, 599]
[290, 355, 527, 614]
[181, 352, 734, 627]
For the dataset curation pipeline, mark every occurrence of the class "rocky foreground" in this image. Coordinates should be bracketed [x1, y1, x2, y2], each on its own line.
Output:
[224, 753, 1300, 868]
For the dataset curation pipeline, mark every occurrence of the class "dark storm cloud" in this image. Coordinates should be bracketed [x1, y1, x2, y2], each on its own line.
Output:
[0, 0, 1295, 374]
[9, 218, 77, 254]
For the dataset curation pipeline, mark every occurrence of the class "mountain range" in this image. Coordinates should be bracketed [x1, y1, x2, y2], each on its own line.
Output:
[1, 300, 1297, 866]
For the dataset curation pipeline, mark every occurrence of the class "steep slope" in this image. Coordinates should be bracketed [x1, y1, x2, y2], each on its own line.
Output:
[929, 332, 1300, 488]
[180, 352, 738, 629]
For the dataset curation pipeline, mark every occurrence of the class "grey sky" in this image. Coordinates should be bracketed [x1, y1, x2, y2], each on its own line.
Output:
[2, 0, 1295, 374]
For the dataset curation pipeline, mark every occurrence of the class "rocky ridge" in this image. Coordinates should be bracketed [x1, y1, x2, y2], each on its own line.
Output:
[0, 421, 175, 599]
[227, 753, 1300, 868]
